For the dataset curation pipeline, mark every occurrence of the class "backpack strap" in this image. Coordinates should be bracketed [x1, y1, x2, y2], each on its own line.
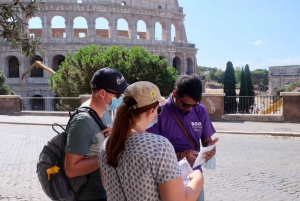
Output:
[65, 107, 107, 132]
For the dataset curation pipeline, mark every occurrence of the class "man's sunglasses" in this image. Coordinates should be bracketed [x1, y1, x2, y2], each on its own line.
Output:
[179, 97, 198, 108]
[104, 89, 122, 99]
[156, 106, 163, 115]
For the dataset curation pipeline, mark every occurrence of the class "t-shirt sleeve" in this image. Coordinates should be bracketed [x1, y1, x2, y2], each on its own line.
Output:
[153, 139, 181, 183]
[65, 116, 93, 155]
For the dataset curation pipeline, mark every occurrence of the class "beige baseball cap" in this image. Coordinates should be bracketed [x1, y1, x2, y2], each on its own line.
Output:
[124, 81, 166, 109]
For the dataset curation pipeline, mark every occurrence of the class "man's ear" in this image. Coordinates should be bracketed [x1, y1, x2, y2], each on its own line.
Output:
[172, 90, 177, 99]
[98, 89, 106, 99]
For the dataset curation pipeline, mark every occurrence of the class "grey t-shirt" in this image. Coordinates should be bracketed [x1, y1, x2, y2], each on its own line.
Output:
[65, 111, 112, 200]
[98, 133, 181, 201]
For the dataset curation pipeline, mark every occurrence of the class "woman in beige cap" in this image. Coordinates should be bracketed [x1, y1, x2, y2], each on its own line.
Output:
[98, 81, 203, 201]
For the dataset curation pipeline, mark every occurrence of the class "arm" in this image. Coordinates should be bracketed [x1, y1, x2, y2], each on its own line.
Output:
[158, 170, 204, 201]
[64, 153, 99, 178]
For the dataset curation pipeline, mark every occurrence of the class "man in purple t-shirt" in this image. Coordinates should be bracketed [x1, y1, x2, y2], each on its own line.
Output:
[147, 75, 218, 201]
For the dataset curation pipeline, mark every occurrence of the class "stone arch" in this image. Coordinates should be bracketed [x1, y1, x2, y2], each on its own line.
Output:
[7, 56, 20, 78]
[171, 24, 176, 41]
[73, 16, 88, 38]
[31, 94, 45, 111]
[95, 17, 109, 38]
[28, 17, 43, 38]
[155, 22, 163, 40]
[186, 58, 193, 75]
[171, 19, 180, 42]
[51, 16, 66, 38]
[137, 20, 147, 40]
[52, 55, 65, 72]
[117, 18, 129, 38]
[30, 55, 44, 77]
[136, 15, 150, 40]
[173, 56, 181, 75]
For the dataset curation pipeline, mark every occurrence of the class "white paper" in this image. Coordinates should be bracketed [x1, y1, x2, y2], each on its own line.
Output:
[192, 144, 216, 168]
[178, 157, 193, 186]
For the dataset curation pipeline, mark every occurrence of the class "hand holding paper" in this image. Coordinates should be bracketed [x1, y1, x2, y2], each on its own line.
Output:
[192, 144, 216, 168]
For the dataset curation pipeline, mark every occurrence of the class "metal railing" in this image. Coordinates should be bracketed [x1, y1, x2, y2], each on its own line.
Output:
[20, 97, 81, 112]
[224, 95, 282, 115]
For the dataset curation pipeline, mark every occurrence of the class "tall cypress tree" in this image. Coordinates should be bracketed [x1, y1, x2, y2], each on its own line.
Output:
[244, 64, 255, 112]
[245, 64, 254, 96]
[223, 61, 236, 113]
[239, 67, 247, 113]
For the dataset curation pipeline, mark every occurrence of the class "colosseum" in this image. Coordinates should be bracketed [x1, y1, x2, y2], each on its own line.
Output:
[1, 0, 199, 100]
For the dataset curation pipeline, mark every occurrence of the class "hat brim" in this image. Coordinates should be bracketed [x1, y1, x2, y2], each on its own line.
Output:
[158, 96, 167, 105]
[115, 82, 129, 94]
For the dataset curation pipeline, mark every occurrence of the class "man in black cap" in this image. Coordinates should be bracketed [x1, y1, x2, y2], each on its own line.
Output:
[64, 68, 128, 201]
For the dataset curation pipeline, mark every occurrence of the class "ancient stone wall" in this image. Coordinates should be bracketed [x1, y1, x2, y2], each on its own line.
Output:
[0, 0, 199, 102]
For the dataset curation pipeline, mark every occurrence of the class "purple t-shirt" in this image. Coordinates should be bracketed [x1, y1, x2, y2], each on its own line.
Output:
[147, 95, 216, 170]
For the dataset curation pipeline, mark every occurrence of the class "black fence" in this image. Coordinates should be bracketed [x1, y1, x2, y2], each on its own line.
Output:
[224, 95, 282, 115]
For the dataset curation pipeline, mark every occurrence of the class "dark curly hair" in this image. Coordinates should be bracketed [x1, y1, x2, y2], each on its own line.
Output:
[174, 76, 202, 102]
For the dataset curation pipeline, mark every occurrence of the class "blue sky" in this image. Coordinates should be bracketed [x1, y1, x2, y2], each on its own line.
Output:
[178, 0, 300, 70]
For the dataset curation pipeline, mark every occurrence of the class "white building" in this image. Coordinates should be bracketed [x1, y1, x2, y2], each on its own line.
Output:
[268, 65, 300, 93]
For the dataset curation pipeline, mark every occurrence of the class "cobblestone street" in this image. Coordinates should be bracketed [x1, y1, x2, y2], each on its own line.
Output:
[0, 124, 299, 201]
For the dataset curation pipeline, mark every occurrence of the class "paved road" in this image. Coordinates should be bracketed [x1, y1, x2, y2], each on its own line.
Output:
[0, 124, 300, 200]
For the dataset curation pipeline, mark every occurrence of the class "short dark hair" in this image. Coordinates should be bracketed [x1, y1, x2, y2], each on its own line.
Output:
[174, 76, 202, 102]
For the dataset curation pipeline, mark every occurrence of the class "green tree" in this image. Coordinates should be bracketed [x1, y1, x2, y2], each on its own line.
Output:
[223, 61, 236, 113]
[214, 69, 224, 85]
[49, 45, 178, 97]
[0, 0, 44, 58]
[0, 70, 15, 95]
[245, 64, 254, 96]
[251, 69, 269, 92]
[238, 67, 250, 113]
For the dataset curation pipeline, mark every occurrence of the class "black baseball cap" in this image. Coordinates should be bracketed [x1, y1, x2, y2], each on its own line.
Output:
[91, 68, 129, 94]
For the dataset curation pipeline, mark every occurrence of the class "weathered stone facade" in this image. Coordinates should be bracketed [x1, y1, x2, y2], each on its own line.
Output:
[0, 0, 199, 99]
[268, 65, 300, 93]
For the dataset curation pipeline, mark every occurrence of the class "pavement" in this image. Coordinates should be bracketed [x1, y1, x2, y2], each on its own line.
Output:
[0, 115, 300, 200]
[0, 114, 299, 137]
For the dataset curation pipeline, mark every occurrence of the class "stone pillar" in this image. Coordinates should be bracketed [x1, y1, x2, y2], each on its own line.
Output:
[130, 18, 137, 43]
[88, 19, 96, 42]
[201, 93, 225, 121]
[281, 92, 300, 123]
[166, 18, 171, 44]
[182, 53, 186, 75]
[110, 15, 117, 43]
[66, 12, 74, 42]
[41, 13, 50, 42]
[0, 95, 21, 114]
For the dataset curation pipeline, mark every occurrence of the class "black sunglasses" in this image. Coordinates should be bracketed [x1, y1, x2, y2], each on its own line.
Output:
[104, 89, 122, 99]
[156, 106, 163, 115]
[179, 97, 198, 108]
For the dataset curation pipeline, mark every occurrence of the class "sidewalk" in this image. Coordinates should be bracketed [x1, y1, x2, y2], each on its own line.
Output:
[0, 114, 299, 137]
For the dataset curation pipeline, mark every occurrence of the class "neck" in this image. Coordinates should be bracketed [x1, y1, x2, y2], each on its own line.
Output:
[131, 123, 146, 134]
[84, 97, 106, 117]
